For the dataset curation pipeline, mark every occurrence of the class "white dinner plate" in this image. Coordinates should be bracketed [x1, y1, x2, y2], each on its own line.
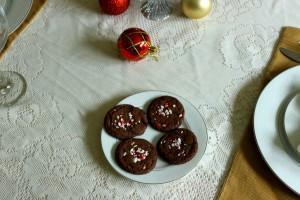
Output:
[2, 0, 33, 34]
[254, 65, 300, 195]
[101, 91, 208, 183]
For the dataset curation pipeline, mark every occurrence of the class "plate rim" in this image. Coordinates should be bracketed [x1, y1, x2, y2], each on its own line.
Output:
[100, 90, 208, 184]
[6, 0, 33, 34]
[253, 65, 300, 195]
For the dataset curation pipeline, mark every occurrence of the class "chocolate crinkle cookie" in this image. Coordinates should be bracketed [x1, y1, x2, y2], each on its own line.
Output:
[157, 128, 198, 164]
[104, 104, 148, 139]
[115, 138, 157, 174]
[147, 96, 184, 131]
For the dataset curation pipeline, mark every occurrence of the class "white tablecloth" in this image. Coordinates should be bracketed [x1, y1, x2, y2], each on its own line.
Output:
[0, 0, 299, 199]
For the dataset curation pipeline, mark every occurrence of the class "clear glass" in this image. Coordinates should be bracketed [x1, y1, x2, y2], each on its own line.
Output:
[0, 6, 26, 106]
[141, 0, 172, 21]
[0, 0, 7, 9]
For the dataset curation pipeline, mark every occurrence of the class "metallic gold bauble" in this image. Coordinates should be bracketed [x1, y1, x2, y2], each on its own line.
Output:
[182, 0, 212, 19]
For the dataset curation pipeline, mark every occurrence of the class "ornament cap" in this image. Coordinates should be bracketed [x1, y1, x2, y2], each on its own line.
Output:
[149, 46, 159, 61]
[150, 46, 158, 54]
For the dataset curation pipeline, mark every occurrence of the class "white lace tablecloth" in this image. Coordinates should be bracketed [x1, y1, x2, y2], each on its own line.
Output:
[0, 0, 300, 199]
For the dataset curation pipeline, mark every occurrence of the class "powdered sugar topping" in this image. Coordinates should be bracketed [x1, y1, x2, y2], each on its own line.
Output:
[171, 138, 182, 150]
[177, 151, 186, 157]
[112, 112, 141, 130]
[157, 105, 173, 117]
[130, 145, 149, 163]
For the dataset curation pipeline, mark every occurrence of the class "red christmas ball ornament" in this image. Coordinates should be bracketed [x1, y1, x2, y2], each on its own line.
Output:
[117, 28, 157, 61]
[99, 0, 130, 15]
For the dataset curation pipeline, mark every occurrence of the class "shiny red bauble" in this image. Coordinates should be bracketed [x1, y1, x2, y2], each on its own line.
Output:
[117, 28, 156, 61]
[99, 0, 130, 15]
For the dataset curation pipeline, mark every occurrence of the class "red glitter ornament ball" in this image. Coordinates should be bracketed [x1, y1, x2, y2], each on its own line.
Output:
[99, 0, 130, 15]
[117, 28, 157, 61]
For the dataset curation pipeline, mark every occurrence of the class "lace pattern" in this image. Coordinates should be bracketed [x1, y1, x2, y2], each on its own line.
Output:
[0, 0, 288, 199]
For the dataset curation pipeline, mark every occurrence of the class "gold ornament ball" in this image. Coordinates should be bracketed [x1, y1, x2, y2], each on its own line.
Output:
[182, 0, 212, 19]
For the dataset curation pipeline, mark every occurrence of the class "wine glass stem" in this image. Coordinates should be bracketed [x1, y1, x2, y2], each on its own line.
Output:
[0, 78, 11, 95]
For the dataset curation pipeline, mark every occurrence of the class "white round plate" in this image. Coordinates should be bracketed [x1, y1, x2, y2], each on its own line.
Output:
[4, 0, 33, 34]
[254, 66, 300, 195]
[101, 91, 208, 184]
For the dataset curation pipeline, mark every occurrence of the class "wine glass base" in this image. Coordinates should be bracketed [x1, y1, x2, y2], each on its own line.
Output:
[141, 1, 172, 21]
[0, 71, 26, 106]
